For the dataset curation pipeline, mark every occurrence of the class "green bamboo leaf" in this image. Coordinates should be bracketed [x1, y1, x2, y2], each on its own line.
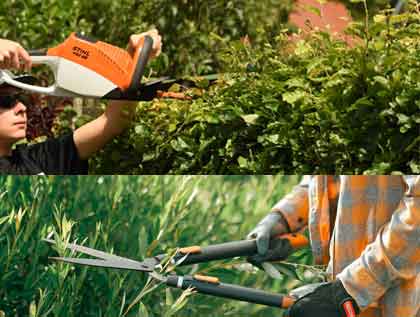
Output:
[166, 288, 174, 306]
[138, 302, 149, 317]
[273, 263, 300, 280]
[29, 301, 36, 317]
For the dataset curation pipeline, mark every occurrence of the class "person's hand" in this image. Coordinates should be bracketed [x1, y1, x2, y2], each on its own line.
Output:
[127, 29, 162, 59]
[287, 280, 360, 317]
[0, 39, 32, 70]
[247, 211, 289, 255]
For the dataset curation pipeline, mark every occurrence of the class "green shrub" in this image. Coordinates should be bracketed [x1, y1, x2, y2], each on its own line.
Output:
[0, 176, 319, 317]
[85, 5, 420, 174]
[1, 1, 418, 174]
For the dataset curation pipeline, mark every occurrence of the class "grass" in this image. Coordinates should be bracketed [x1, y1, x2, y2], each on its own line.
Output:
[0, 176, 319, 317]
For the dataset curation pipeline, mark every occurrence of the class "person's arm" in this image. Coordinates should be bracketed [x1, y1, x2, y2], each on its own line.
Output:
[337, 175, 420, 310]
[73, 29, 162, 160]
[0, 39, 32, 70]
[247, 176, 311, 256]
[271, 175, 311, 232]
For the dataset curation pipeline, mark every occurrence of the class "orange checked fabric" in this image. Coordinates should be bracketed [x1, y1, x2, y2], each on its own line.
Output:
[272, 176, 420, 317]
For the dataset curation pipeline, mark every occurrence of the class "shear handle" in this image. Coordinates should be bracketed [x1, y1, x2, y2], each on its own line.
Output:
[171, 233, 308, 266]
[166, 274, 295, 308]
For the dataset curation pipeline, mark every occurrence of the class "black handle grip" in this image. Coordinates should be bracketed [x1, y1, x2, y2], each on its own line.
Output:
[173, 239, 258, 265]
[172, 233, 309, 265]
[128, 35, 153, 92]
[166, 275, 294, 308]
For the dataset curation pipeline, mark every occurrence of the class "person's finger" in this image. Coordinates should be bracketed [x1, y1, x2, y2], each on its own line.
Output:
[129, 34, 143, 49]
[2, 52, 12, 69]
[146, 34, 162, 58]
[16, 45, 32, 70]
[128, 30, 162, 59]
[130, 30, 156, 46]
[11, 51, 20, 70]
[145, 29, 158, 37]
[153, 35, 162, 56]
[2, 51, 10, 61]
[128, 34, 147, 56]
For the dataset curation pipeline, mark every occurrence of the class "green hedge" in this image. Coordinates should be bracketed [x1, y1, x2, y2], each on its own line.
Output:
[1, 1, 418, 174]
[0, 176, 319, 317]
[0, 0, 396, 76]
[81, 7, 420, 174]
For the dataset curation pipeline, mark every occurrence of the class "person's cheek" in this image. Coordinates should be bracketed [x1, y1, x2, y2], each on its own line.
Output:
[0, 116, 9, 138]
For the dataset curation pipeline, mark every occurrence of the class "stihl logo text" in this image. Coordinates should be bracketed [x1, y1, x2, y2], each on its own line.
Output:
[72, 46, 90, 59]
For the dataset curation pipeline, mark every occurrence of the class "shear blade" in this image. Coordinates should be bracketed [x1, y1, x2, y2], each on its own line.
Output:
[262, 262, 283, 280]
[44, 238, 155, 272]
[44, 238, 139, 263]
[49, 257, 153, 272]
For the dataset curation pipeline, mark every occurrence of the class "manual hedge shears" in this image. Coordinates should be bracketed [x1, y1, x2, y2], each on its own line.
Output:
[44, 233, 310, 309]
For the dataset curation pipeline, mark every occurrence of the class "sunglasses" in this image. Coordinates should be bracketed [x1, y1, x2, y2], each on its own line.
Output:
[0, 93, 31, 109]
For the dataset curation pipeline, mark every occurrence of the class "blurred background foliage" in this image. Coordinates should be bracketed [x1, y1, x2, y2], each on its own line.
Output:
[0, 176, 323, 317]
[0, 0, 395, 76]
[0, 0, 294, 76]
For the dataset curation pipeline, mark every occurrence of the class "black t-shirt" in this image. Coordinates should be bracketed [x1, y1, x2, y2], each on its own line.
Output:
[0, 134, 88, 175]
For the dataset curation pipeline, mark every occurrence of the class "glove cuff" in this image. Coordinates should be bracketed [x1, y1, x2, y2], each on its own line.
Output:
[334, 280, 360, 317]
[264, 211, 290, 234]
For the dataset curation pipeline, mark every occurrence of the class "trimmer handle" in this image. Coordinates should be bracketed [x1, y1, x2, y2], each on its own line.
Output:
[0, 56, 74, 97]
[128, 35, 153, 92]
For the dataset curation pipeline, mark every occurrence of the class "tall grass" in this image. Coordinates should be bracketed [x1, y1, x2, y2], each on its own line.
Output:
[0, 176, 316, 317]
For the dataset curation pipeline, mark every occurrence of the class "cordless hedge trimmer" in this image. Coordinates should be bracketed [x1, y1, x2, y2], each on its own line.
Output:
[0, 32, 217, 101]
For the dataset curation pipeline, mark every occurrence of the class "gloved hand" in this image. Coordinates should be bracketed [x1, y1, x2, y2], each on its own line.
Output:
[287, 279, 360, 317]
[247, 211, 289, 255]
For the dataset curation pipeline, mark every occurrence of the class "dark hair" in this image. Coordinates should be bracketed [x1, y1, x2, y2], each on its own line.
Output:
[0, 93, 29, 109]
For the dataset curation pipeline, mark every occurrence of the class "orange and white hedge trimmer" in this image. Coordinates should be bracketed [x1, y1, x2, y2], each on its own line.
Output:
[0, 32, 216, 101]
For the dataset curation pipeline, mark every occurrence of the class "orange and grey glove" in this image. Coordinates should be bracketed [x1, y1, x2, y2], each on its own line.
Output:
[247, 211, 289, 255]
[287, 279, 360, 317]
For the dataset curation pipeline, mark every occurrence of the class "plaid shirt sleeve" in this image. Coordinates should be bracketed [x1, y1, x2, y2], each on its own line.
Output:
[338, 176, 420, 311]
[271, 175, 311, 232]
